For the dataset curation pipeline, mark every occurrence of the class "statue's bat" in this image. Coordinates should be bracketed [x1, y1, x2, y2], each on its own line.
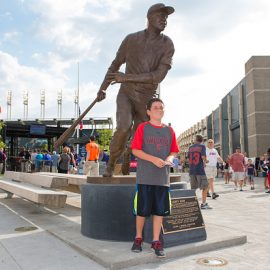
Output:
[54, 97, 99, 149]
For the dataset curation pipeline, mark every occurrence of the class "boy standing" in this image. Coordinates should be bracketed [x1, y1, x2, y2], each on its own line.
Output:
[131, 98, 179, 258]
[247, 159, 256, 190]
[188, 135, 211, 209]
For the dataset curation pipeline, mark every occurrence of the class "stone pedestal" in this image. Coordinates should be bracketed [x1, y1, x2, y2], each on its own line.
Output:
[81, 183, 136, 241]
[81, 174, 182, 242]
[81, 175, 206, 246]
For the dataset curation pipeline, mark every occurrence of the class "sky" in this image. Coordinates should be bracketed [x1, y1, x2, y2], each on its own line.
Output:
[1, 0, 270, 136]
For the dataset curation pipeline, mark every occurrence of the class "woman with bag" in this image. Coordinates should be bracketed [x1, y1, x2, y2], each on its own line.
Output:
[58, 147, 70, 174]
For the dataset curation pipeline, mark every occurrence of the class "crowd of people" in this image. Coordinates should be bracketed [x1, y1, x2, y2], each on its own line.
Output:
[187, 136, 270, 210]
[222, 149, 270, 192]
[16, 147, 79, 174]
[0, 135, 110, 176]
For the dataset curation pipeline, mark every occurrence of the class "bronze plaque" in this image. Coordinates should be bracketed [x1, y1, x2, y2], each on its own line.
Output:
[162, 196, 204, 234]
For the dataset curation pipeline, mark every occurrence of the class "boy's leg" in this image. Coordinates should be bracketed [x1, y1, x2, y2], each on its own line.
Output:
[152, 215, 163, 241]
[135, 215, 145, 239]
[251, 179, 254, 189]
[239, 179, 244, 190]
[202, 187, 207, 204]
[131, 216, 145, 253]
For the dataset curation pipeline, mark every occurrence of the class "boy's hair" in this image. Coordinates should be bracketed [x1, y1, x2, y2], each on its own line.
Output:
[195, 134, 203, 143]
[146, 97, 164, 110]
[90, 135, 96, 141]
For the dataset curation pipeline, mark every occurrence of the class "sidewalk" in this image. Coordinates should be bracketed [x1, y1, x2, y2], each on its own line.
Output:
[0, 174, 269, 270]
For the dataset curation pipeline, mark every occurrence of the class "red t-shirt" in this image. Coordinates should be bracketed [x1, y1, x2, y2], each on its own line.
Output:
[229, 153, 245, 172]
[131, 122, 179, 153]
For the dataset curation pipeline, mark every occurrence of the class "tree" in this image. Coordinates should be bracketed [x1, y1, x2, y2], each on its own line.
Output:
[97, 129, 113, 151]
[0, 122, 5, 149]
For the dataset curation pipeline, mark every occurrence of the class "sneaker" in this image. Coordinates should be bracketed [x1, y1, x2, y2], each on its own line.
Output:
[131, 238, 143, 253]
[265, 190, 270, 194]
[201, 203, 212, 209]
[207, 192, 211, 197]
[212, 193, 219, 199]
[151, 241, 166, 258]
[239, 188, 243, 191]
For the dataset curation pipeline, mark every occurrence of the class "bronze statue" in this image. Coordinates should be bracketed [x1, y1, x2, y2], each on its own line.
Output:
[97, 3, 175, 177]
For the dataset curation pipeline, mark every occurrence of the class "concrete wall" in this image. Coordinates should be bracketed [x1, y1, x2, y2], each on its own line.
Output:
[245, 56, 270, 157]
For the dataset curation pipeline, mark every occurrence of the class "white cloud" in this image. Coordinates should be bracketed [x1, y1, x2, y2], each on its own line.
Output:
[2, 0, 270, 137]
[25, 0, 133, 62]
[3, 31, 20, 42]
[0, 51, 66, 119]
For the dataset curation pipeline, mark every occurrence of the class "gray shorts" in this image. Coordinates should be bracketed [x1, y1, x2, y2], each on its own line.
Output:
[190, 175, 208, 190]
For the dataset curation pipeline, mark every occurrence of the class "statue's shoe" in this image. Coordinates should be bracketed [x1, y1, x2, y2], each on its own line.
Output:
[102, 167, 113, 177]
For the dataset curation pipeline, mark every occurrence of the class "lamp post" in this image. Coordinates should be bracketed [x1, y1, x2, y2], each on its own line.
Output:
[7, 90, 12, 120]
[23, 90, 29, 120]
[57, 90, 62, 119]
[40, 89, 45, 119]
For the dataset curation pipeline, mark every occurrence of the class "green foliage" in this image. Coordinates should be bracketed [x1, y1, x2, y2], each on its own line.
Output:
[0, 141, 5, 149]
[97, 129, 113, 151]
[0, 122, 5, 148]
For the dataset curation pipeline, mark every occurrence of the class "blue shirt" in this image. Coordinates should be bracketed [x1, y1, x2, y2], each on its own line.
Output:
[247, 164, 255, 175]
[188, 143, 206, 175]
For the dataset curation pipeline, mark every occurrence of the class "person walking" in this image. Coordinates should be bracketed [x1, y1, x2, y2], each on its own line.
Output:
[130, 98, 179, 258]
[243, 152, 249, 186]
[83, 136, 100, 176]
[265, 149, 270, 193]
[43, 150, 52, 172]
[229, 147, 245, 191]
[205, 139, 224, 199]
[0, 148, 7, 174]
[247, 159, 256, 190]
[224, 156, 231, 184]
[67, 147, 77, 174]
[259, 154, 269, 190]
[188, 134, 211, 209]
[35, 149, 43, 172]
[58, 147, 70, 174]
[51, 151, 60, 173]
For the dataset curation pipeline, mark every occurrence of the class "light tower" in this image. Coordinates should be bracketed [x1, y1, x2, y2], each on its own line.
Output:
[74, 89, 79, 118]
[40, 89, 45, 119]
[6, 90, 12, 120]
[23, 90, 29, 120]
[57, 90, 62, 119]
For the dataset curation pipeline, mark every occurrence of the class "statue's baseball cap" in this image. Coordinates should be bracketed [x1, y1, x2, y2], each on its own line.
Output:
[147, 3, 175, 17]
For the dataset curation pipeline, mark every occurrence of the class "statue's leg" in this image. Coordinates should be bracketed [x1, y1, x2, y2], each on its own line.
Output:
[121, 93, 152, 175]
[121, 147, 131, 175]
[103, 91, 132, 177]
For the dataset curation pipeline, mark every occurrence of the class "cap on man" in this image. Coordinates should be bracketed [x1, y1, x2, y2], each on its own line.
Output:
[147, 3, 175, 17]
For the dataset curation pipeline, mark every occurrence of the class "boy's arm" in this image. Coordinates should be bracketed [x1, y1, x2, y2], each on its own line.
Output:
[165, 152, 178, 165]
[132, 149, 166, 168]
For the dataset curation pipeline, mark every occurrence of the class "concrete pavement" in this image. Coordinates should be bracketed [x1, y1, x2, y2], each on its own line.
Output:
[0, 173, 269, 269]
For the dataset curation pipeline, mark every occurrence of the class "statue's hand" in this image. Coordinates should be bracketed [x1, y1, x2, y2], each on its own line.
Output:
[97, 90, 106, 102]
[107, 72, 126, 84]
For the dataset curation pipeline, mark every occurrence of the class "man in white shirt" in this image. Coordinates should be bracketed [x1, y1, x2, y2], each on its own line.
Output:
[205, 139, 224, 199]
